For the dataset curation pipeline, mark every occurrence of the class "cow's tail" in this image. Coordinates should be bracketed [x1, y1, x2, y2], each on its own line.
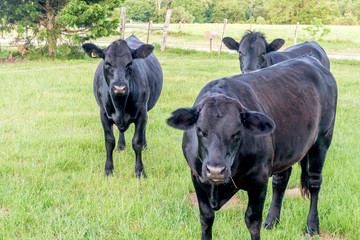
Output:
[300, 154, 310, 199]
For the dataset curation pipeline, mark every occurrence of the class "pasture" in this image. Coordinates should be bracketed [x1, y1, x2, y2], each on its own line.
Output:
[97, 23, 360, 56]
[0, 46, 359, 239]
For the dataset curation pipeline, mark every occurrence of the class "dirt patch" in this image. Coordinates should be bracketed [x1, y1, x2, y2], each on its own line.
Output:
[308, 233, 343, 240]
[0, 59, 26, 64]
[0, 207, 10, 216]
[188, 192, 245, 210]
[285, 187, 303, 198]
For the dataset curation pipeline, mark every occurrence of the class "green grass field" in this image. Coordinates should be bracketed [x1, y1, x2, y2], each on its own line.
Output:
[0, 48, 359, 239]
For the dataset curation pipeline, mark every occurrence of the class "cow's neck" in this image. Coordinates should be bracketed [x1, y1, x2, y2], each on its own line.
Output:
[110, 95, 131, 129]
[208, 184, 219, 209]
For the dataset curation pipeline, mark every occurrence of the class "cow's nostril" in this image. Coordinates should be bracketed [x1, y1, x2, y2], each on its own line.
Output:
[206, 166, 211, 175]
[206, 164, 226, 176]
[113, 85, 127, 95]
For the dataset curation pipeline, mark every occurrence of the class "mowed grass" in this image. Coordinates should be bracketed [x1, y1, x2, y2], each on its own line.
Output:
[0, 49, 359, 239]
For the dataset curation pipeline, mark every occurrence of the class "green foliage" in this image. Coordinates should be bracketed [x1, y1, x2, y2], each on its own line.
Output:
[256, 16, 266, 24]
[171, 6, 195, 23]
[120, 0, 357, 25]
[0, 0, 120, 57]
[123, 0, 155, 22]
[304, 18, 331, 40]
[336, 12, 359, 25]
[211, 0, 247, 23]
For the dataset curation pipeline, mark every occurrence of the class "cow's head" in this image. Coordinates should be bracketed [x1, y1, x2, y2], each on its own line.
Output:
[82, 39, 154, 96]
[167, 95, 275, 184]
[223, 31, 284, 73]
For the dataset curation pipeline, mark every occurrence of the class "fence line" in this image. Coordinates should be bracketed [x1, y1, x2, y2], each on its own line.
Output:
[119, 7, 172, 51]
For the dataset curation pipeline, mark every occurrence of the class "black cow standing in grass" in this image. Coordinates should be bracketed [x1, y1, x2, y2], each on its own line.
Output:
[83, 35, 163, 178]
[223, 31, 330, 73]
[167, 57, 337, 240]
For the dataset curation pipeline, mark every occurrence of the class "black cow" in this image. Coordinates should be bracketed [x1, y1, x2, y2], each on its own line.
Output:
[83, 35, 163, 178]
[167, 57, 337, 240]
[223, 31, 330, 73]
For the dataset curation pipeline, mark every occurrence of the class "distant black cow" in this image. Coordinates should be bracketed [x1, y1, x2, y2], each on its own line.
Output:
[167, 57, 337, 240]
[223, 31, 330, 73]
[83, 35, 163, 178]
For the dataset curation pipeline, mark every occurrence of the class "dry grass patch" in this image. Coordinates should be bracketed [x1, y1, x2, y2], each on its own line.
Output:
[0, 207, 10, 217]
[188, 192, 245, 210]
[318, 233, 344, 240]
[285, 187, 303, 198]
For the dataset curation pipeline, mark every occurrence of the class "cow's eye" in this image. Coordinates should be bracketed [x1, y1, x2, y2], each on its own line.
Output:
[238, 51, 244, 56]
[231, 132, 241, 140]
[260, 53, 266, 59]
[126, 61, 133, 69]
[197, 128, 207, 138]
[105, 62, 112, 69]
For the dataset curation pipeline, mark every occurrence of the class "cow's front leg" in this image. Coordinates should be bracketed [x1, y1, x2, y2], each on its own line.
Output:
[192, 174, 214, 240]
[132, 110, 148, 178]
[264, 167, 292, 229]
[100, 109, 115, 176]
[245, 186, 268, 240]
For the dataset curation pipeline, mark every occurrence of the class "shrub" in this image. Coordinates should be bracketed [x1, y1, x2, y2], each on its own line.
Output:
[256, 16, 266, 24]
[303, 17, 331, 40]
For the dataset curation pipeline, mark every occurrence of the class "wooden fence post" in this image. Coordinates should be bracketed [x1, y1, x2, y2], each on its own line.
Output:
[294, 22, 299, 45]
[120, 7, 126, 39]
[147, 18, 151, 44]
[161, 9, 172, 51]
[218, 19, 227, 54]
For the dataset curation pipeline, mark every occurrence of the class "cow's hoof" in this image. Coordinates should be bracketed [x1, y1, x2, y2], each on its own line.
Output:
[305, 227, 319, 237]
[104, 170, 113, 176]
[116, 145, 125, 152]
[263, 218, 279, 230]
[135, 170, 147, 179]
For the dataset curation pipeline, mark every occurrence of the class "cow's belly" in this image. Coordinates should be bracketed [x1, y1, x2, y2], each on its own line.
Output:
[271, 122, 319, 174]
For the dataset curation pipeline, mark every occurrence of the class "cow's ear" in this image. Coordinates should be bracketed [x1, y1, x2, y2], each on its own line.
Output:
[222, 37, 240, 51]
[132, 44, 154, 59]
[82, 43, 105, 59]
[167, 107, 199, 130]
[241, 110, 275, 135]
[267, 39, 285, 52]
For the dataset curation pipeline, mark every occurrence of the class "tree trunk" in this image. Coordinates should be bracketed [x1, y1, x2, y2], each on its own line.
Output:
[46, 0, 56, 57]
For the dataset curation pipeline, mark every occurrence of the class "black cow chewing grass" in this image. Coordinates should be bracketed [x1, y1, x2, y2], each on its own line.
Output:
[167, 56, 337, 240]
[83, 35, 163, 178]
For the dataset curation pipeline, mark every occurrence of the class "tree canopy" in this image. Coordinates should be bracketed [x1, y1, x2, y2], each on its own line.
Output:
[0, 0, 120, 56]
[122, 0, 360, 25]
[1, 0, 359, 57]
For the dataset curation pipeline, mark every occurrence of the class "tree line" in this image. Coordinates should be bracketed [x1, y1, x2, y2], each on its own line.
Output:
[124, 0, 359, 25]
[0, 0, 359, 57]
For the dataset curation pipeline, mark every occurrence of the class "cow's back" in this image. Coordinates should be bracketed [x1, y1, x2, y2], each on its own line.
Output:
[268, 41, 330, 70]
[126, 35, 163, 111]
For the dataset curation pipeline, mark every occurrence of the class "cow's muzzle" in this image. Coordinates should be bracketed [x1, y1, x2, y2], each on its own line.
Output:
[204, 163, 228, 183]
[113, 84, 128, 96]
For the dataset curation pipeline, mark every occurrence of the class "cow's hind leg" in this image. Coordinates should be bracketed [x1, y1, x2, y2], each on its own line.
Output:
[305, 143, 329, 236]
[100, 109, 115, 176]
[305, 123, 334, 236]
[264, 167, 292, 229]
[132, 111, 148, 178]
[117, 131, 126, 151]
